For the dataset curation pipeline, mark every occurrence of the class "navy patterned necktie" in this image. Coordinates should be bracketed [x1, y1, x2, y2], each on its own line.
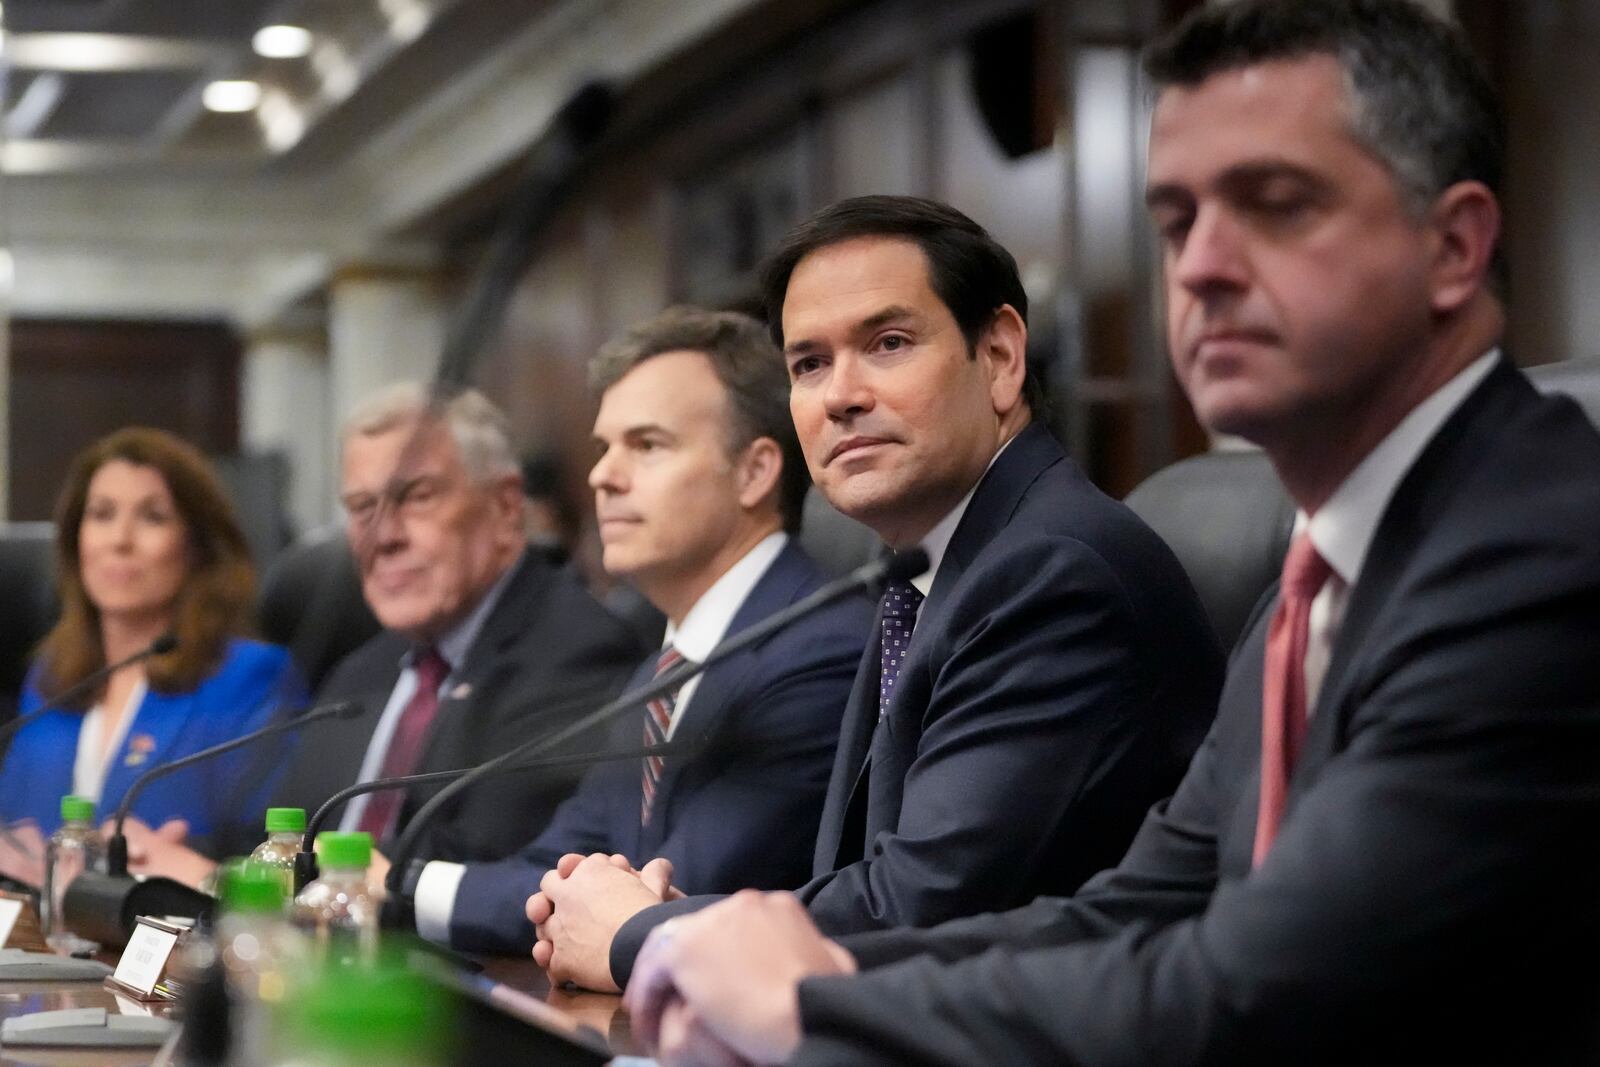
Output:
[878, 578, 924, 718]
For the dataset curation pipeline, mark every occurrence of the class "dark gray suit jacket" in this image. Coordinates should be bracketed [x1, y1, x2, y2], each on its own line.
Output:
[272, 551, 641, 863]
[793, 361, 1600, 1066]
[612, 423, 1224, 984]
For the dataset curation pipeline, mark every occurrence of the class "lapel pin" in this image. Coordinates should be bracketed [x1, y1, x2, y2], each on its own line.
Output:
[450, 682, 472, 701]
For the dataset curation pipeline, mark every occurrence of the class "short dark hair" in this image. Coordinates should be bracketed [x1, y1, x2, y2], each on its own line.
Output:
[590, 306, 808, 533]
[758, 195, 1048, 417]
[1144, 0, 1503, 217]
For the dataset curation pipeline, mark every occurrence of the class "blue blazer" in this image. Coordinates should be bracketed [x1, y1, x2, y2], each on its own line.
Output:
[611, 422, 1225, 985]
[447, 541, 872, 954]
[0, 638, 306, 849]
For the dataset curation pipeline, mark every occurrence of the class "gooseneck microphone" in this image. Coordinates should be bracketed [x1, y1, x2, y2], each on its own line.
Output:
[383, 548, 928, 899]
[0, 632, 177, 754]
[63, 698, 366, 948]
[106, 698, 365, 876]
[292, 739, 691, 893]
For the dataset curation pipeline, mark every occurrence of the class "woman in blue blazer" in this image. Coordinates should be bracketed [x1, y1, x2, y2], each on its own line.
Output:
[0, 428, 304, 870]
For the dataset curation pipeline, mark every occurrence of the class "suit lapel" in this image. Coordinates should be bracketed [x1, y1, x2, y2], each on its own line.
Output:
[642, 543, 815, 853]
[1295, 360, 1525, 781]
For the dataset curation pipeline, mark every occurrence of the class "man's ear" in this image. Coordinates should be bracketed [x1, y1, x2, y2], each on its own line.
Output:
[1427, 180, 1500, 315]
[491, 475, 530, 536]
[735, 437, 784, 514]
[979, 304, 1028, 416]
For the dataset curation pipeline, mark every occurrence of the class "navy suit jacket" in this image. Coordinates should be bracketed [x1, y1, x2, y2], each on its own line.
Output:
[271, 552, 642, 864]
[446, 541, 871, 953]
[0, 638, 305, 852]
[612, 422, 1224, 984]
[793, 362, 1600, 1065]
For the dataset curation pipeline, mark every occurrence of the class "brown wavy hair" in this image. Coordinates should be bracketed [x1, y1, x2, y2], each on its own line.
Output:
[36, 427, 257, 706]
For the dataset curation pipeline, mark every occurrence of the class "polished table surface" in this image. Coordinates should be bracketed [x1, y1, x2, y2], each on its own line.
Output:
[0, 897, 633, 1066]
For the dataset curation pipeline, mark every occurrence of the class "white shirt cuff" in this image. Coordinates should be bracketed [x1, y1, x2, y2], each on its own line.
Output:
[412, 860, 467, 945]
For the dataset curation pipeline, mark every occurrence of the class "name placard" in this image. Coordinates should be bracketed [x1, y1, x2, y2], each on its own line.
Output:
[0, 898, 21, 948]
[106, 917, 185, 1001]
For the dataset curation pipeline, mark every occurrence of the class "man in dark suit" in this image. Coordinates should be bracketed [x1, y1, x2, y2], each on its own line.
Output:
[399, 308, 870, 953]
[529, 197, 1223, 991]
[272, 383, 642, 867]
[620, 3, 1600, 1065]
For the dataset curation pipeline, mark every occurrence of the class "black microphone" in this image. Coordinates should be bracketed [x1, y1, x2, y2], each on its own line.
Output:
[62, 698, 365, 949]
[292, 739, 691, 894]
[106, 698, 365, 876]
[383, 548, 927, 899]
[0, 632, 176, 754]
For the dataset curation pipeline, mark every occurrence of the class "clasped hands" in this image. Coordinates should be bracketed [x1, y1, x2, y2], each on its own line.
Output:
[526, 852, 856, 1067]
[0, 816, 204, 889]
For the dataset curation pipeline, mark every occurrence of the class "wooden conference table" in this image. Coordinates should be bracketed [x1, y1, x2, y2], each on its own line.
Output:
[0, 900, 634, 1066]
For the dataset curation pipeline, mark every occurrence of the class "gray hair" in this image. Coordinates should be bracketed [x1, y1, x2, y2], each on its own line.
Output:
[342, 382, 520, 485]
[1144, 0, 1502, 219]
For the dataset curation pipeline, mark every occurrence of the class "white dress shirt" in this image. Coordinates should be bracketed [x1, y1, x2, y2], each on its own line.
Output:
[72, 678, 147, 804]
[412, 533, 790, 943]
[1298, 349, 1497, 713]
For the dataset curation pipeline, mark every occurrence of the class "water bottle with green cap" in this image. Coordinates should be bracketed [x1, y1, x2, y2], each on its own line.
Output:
[291, 831, 382, 963]
[250, 807, 307, 896]
[213, 859, 308, 1066]
[42, 795, 104, 954]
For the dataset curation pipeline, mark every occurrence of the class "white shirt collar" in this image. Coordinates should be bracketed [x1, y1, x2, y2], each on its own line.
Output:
[663, 532, 789, 662]
[906, 432, 1019, 598]
[1298, 349, 1498, 586]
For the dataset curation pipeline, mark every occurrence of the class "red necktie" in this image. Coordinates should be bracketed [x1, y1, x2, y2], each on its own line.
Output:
[1253, 533, 1332, 867]
[358, 646, 449, 840]
[640, 646, 684, 826]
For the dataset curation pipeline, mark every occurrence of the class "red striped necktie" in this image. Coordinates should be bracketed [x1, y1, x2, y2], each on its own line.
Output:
[640, 645, 684, 826]
[1253, 533, 1333, 866]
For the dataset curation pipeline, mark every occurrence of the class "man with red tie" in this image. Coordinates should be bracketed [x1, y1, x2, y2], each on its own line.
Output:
[620, 2, 1600, 1064]
[273, 383, 642, 869]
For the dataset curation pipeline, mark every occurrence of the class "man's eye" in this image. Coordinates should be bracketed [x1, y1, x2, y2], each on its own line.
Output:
[789, 356, 823, 378]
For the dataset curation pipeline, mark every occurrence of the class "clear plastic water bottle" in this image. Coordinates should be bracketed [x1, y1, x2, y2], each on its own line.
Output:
[290, 831, 381, 964]
[215, 861, 308, 1067]
[249, 808, 306, 896]
[42, 795, 104, 954]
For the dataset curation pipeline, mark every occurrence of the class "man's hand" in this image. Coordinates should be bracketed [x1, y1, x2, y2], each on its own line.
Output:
[0, 821, 47, 889]
[625, 890, 855, 1066]
[108, 817, 216, 889]
[368, 850, 392, 892]
[526, 852, 676, 992]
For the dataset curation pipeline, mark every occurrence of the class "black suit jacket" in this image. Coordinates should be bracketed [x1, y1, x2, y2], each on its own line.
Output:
[447, 542, 872, 953]
[272, 551, 641, 863]
[612, 423, 1223, 983]
[794, 361, 1600, 1065]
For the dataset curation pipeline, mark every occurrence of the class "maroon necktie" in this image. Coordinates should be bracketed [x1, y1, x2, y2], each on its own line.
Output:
[1253, 533, 1333, 867]
[358, 646, 449, 840]
[640, 646, 684, 826]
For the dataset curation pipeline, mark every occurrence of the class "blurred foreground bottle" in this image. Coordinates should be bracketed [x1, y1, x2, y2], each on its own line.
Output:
[42, 795, 103, 955]
[273, 961, 456, 1067]
[291, 831, 380, 964]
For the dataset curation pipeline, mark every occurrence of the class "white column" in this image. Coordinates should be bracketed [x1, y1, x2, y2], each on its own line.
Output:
[243, 326, 332, 533]
[327, 266, 448, 426]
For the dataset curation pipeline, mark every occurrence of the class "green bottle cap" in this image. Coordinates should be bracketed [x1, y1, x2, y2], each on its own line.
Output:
[264, 807, 307, 833]
[314, 831, 372, 870]
[60, 795, 95, 823]
[219, 860, 287, 914]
